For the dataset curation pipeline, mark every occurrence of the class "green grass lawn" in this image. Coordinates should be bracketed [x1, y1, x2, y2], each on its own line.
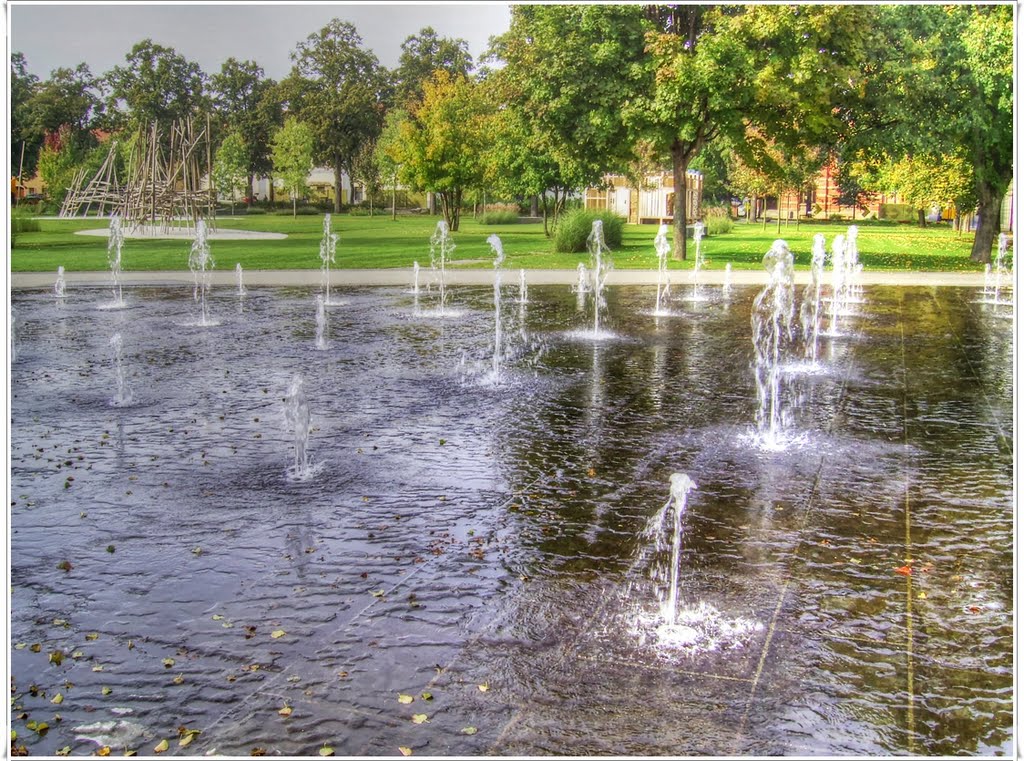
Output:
[10, 212, 991, 272]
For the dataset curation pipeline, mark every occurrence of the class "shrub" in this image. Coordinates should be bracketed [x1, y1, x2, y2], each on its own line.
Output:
[272, 205, 322, 216]
[243, 206, 268, 215]
[700, 206, 734, 236]
[553, 209, 624, 253]
[879, 203, 916, 223]
[481, 210, 520, 225]
[10, 210, 40, 246]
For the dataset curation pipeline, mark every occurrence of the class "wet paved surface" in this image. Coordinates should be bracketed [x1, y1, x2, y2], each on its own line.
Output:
[8, 282, 1014, 756]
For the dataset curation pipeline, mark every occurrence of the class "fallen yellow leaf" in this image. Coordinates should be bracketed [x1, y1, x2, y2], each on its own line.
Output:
[50, 693, 63, 705]
[478, 683, 490, 692]
[412, 714, 428, 724]
[397, 694, 414, 704]
[318, 745, 335, 757]
[270, 629, 286, 639]
[154, 739, 169, 753]
[96, 746, 111, 756]
[398, 747, 412, 756]
[278, 705, 293, 717]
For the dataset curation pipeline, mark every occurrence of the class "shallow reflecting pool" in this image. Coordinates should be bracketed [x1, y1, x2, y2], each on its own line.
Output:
[9, 281, 1013, 756]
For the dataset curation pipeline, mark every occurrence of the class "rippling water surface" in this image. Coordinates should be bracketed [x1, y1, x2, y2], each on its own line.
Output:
[9, 283, 1013, 756]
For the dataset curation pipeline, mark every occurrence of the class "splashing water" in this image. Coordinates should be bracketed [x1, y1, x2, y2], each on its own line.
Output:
[54, 266, 67, 299]
[653, 224, 672, 314]
[10, 309, 17, 362]
[412, 261, 420, 295]
[751, 240, 796, 449]
[586, 221, 613, 337]
[105, 215, 126, 309]
[188, 220, 215, 325]
[109, 333, 133, 407]
[319, 214, 338, 305]
[643, 473, 698, 627]
[690, 221, 705, 300]
[828, 233, 846, 336]
[991, 233, 1011, 304]
[723, 262, 732, 297]
[630, 474, 765, 653]
[573, 262, 589, 311]
[315, 294, 328, 350]
[518, 269, 529, 304]
[284, 375, 313, 479]
[488, 235, 505, 380]
[235, 263, 247, 297]
[430, 221, 455, 312]
[845, 225, 863, 302]
[799, 234, 827, 363]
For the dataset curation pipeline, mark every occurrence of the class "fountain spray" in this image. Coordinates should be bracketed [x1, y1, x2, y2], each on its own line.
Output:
[188, 220, 214, 325]
[315, 294, 328, 350]
[654, 224, 671, 314]
[107, 214, 125, 308]
[488, 235, 505, 380]
[54, 266, 67, 299]
[110, 333, 133, 407]
[586, 220, 612, 337]
[430, 221, 455, 312]
[284, 374, 312, 478]
[319, 214, 338, 305]
[691, 221, 705, 300]
[643, 473, 698, 627]
[752, 240, 796, 448]
[800, 234, 827, 363]
[235, 263, 247, 297]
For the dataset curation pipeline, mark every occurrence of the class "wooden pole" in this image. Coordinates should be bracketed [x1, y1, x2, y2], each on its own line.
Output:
[16, 141, 26, 207]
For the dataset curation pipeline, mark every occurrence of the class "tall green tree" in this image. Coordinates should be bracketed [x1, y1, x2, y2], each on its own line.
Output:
[271, 117, 314, 218]
[11, 53, 42, 178]
[491, 5, 645, 222]
[836, 5, 1012, 261]
[104, 40, 207, 132]
[288, 19, 387, 212]
[375, 109, 408, 220]
[395, 71, 491, 231]
[393, 27, 473, 106]
[211, 58, 281, 204]
[947, 6, 1012, 261]
[29, 63, 102, 142]
[626, 5, 869, 259]
[212, 131, 249, 214]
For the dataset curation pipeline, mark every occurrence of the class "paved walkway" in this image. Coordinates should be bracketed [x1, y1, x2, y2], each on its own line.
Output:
[10, 268, 993, 289]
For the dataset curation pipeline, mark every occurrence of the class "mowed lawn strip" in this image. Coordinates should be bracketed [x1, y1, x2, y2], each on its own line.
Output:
[11, 214, 989, 272]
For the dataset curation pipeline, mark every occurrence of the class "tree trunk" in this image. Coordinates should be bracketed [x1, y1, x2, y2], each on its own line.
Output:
[970, 179, 1003, 263]
[427, 191, 436, 215]
[334, 164, 343, 213]
[246, 174, 254, 208]
[292, 193, 297, 219]
[391, 178, 397, 221]
[917, 208, 926, 228]
[269, 177, 275, 204]
[542, 192, 550, 237]
[776, 202, 782, 234]
[670, 140, 689, 261]
[531, 195, 539, 217]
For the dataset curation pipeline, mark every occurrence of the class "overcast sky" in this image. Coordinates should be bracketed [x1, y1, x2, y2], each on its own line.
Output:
[9, 2, 512, 80]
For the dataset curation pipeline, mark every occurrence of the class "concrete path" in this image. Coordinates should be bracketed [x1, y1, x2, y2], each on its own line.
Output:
[10, 268, 993, 289]
[74, 227, 287, 240]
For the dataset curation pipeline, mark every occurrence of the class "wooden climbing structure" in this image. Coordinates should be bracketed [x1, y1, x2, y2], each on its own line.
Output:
[60, 116, 216, 232]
